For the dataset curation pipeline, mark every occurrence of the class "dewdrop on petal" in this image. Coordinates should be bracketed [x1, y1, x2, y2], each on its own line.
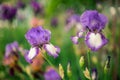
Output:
[79, 56, 84, 67]
[83, 67, 91, 80]
[59, 64, 64, 79]
[67, 63, 72, 77]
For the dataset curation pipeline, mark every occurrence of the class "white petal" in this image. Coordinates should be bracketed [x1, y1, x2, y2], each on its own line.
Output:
[88, 33, 102, 48]
[27, 47, 39, 60]
[85, 32, 108, 51]
[44, 44, 60, 58]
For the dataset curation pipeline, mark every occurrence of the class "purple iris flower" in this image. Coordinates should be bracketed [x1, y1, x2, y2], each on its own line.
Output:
[0, 4, 17, 21]
[44, 68, 61, 80]
[25, 26, 60, 63]
[71, 10, 108, 51]
[31, 0, 43, 15]
[5, 41, 19, 58]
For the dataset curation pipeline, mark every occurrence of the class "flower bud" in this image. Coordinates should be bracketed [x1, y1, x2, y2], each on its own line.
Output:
[79, 56, 84, 67]
[67, 62, 72, 77]
[59, 64, 64, 79]
[83, 67, 91, 80]
[104, 56, 111, 74]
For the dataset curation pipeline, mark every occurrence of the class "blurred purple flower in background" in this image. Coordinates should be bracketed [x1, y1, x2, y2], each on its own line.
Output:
[25, 26, 60, 63]
[51, 17, 58, 27]
[0, 4, 17, 21]
[3, 41, 22, 76]
[16, 0, 26, 9]
[65, 14, 83, 32]
[44, 68, 61, 80]
[91, 68, 97, 80]
[31, 0, 43, 15]
[71, 10, 108, 51]
[5, 41, 19, 58]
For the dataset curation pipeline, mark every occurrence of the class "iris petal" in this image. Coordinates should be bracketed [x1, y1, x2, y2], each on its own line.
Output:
[85, 32, 108, 51]
[24, 47, 39, 63]
[43, 43, 60, 58]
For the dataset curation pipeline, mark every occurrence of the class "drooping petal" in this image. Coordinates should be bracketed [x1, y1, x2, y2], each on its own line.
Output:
[24, 47, 39, 63]
[43, 43, 60, 58]
[85, 32, 108, 51]
[71, 36, 79, 44]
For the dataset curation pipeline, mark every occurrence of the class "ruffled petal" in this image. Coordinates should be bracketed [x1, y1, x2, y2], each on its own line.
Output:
[43, 44, 60, 58]
[24, 47, 39, 63]
[85, 32, 108, 51]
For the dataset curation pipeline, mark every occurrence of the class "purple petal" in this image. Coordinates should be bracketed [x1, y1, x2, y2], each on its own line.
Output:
[80, 10, 108, 31]
[71, 36, 79, 44]
[44, 68, 61, 80]
[43, 44, 60, 58]
[98, 13, 108, 31]
[85, 32, 108, 51]
[24, 47, 39, 63]
[25, 26, 51, 46]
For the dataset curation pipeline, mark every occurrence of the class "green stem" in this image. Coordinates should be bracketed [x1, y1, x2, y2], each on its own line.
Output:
[87, 51, 91, 71]
[42, 53, 55, 67]
[87, 50, 92, 80]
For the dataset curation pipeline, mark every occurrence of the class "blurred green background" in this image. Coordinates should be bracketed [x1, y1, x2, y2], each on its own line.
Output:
[0, 0, 120, 80]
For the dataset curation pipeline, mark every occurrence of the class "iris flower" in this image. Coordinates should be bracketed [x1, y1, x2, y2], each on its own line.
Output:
[25, 26, 60, 63]
[71, 10, 108, 51]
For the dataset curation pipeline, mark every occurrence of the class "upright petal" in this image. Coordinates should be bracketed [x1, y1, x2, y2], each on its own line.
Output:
[24, 47, 39, 63]
[43, 43, 60, 58]
[25, 26, 51, 46]
[85, 32, 108, 51]
[80, 10, 108, 32]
